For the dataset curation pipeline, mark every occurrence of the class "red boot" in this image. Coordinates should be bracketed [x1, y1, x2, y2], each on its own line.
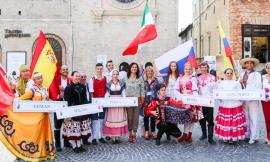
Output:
[177, 133, 187, 142]
[185, 132, 192, 143]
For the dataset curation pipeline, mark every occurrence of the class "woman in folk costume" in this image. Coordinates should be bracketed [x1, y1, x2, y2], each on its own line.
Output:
[174, 63, 203, 143]
[262, 62, 270, 146]
[144, 83, 184, 146]
[238, 57, 262, 144]
[165, 61, 179, 99]
[215, 68, 247, 143]
[103, 69, 128, 144]
[62, 71, 91, 153]
[0, 66, 55, 162]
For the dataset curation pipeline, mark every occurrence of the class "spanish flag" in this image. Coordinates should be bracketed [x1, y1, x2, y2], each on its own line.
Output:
[30, 31, 60, 100]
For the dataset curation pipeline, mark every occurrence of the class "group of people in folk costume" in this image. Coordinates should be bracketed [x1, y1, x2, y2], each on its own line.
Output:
[1, 56, 270, 161]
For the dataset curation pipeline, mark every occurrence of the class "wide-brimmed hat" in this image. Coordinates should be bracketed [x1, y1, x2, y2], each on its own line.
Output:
[240, 57, 259, 67]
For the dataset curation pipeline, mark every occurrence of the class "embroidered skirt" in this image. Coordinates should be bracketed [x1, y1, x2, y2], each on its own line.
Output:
[215, 105, 247, 141]
[62, 118, 91, 140]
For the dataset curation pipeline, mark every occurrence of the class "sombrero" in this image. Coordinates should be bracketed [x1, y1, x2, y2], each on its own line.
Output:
[240, 57, 259, 67]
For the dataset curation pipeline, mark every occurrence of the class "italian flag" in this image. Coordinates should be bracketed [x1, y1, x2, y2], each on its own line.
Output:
[122, 2, 157, 56]
[30, 31, 60, 100]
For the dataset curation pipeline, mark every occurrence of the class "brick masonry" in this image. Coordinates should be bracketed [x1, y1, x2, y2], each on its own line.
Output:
[229, 0, 270, 60]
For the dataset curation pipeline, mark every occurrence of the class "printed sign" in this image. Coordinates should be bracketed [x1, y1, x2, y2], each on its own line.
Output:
[56, 104, 103, 119]
[213, 90, 265, 100]
[92, 97, 138, 107]
[13, 101, 67, 112]
[182, 95, 214, 107]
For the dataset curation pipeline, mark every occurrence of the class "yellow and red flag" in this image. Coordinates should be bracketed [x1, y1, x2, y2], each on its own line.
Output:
[217, 21, 237, 79]
[30, 31, 60, 100]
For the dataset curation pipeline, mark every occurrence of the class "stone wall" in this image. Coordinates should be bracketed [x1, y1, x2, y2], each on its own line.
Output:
[0, 0, 179, 76]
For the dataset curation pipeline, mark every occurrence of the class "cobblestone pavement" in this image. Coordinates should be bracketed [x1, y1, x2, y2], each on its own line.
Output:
[12, 107, 269, 162]
[53, 106, 270, 162]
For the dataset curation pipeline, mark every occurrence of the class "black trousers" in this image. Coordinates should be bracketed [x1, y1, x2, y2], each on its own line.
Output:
[54, 113, 64, 130]
[157, 122, 181, 139]
[199, 106, 214, 138]
[144, 116, 156, 132]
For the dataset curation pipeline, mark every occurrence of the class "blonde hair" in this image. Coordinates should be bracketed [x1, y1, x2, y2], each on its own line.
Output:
[184, 62, 193, 73]
[265, 62, 270, 69]
[145, 66, 154, 79]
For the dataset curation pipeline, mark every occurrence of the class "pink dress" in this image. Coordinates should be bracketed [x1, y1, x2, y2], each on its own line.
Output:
[103, 81, 128, 137]
[175, 75, 203, 122]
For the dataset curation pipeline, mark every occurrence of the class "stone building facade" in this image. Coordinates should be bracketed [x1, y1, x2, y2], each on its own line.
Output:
[192, 0, 270, 74]
[0, 0, 179, 75]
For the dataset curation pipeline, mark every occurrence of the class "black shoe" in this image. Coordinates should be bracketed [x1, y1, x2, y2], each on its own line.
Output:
[105, 136, 111, 140]
[83, 140, 91, 146]
[56, 147, 62, 152]
[116, 139, 121, 143]
[78, 146, 87, 152]
[92, 139, 98, 145]
[112, 140, 117, 144]
[64, 140, 72, 148]
[199, 135, 207, 140]
[156, 138, 161, 146]
[54, 130, 62, 152]
[73, 147, 81, 153]
[99, 138, 107, 143]
[208, 138, 216, 145]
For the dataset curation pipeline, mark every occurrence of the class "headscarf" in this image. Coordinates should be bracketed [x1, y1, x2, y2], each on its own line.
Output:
[110, 69, 119, 77]
[16, 65, 30, 96]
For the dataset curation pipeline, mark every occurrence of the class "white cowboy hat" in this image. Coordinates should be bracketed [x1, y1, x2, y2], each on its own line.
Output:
[240, 57, 259, 67]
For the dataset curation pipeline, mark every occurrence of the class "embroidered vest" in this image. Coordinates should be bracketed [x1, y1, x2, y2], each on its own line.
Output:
[93, 77, 106, 97]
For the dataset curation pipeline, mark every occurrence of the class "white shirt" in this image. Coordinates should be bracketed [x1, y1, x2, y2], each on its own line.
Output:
[238, 71, 262, 90]
[61, 78, 68, 89]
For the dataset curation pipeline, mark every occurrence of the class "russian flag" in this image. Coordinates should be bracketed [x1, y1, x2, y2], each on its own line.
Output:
[155, 40, 198, 78]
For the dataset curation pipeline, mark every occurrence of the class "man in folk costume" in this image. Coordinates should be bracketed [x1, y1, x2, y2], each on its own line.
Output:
[144, 84, 183, 146]
[238, 57, 262, 144]
[89, 63, 107, 145]
[198, 62, 217, 144]
[54, 65, 72, 151]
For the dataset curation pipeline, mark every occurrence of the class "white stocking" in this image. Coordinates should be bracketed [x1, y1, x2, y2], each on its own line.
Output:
[76, 140, 81, 148]
[69, 140, 76, 149]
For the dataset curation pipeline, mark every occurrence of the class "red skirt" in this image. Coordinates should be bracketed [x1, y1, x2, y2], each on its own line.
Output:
[215, 105, 247, 141]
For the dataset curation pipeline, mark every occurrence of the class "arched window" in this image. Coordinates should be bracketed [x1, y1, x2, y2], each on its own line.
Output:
[32, 34, 66, 66]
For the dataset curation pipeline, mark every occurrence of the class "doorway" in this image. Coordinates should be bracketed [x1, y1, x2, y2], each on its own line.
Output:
[252, 37, 268, 63]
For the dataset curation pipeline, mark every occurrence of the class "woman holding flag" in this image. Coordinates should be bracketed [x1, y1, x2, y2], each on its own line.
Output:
[0, 68, 55, 161]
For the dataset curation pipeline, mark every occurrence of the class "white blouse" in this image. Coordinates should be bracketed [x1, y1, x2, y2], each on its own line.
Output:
[217, 80, 243, 108]
[105, 82, 126, 97]
[262, 75, 270, 101]
[166, 75, 177, 98]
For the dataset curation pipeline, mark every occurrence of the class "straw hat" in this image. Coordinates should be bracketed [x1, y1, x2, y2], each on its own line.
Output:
[240, 57, 259, 67]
